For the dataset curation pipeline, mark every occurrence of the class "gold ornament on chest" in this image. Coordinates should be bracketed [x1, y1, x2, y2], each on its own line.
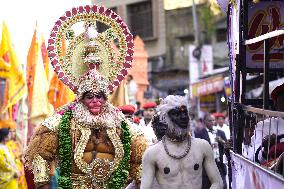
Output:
[71, 119, 124, 186]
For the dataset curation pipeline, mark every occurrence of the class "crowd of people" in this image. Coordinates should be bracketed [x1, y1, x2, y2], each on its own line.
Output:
[2, 75, 279, 189]
[0, 96, 232, 189]
[2, 2, 284, 188]
[0, 4, 229, 189]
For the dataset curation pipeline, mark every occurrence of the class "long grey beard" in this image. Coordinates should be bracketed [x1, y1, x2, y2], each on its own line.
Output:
[166, 123, 189, 142]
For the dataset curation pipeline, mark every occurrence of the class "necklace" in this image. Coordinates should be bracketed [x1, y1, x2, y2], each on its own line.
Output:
[162, 135, 191, 159]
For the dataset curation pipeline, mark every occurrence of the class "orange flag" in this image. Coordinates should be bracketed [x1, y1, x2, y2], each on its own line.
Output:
[0, 22, 26, 113]
[48, 36, 75, 110]
[48, 73, 75, 110]
[26, 29, 37, 109]
[27, 27, 53, 127]
[40, 34, 49, 80]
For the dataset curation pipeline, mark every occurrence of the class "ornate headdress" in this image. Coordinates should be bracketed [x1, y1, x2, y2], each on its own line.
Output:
[47, 5, 134, 97]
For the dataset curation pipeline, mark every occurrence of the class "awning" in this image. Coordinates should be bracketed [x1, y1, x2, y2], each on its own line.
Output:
[199, 67, 229, 79]
[246, 77, 284, 98]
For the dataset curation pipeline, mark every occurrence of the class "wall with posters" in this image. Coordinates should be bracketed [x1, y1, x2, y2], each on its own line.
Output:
[246, 1, 284, 69]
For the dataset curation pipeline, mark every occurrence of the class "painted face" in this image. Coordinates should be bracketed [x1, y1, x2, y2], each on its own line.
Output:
[152, 114, 168, 140]
[81, 91, 106, 115]
[167, 106, 189, 129]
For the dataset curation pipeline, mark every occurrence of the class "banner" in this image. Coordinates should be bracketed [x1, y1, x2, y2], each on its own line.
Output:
[246, 1, 284, 69]
[231, 152, 284, 189]
[189, 45, 213, 83]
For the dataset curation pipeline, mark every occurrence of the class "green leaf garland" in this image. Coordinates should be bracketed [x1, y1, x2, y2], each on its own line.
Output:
[107, 121, 132, 189]
[58, 111, 73, 189]
[58, 111, 132, 189]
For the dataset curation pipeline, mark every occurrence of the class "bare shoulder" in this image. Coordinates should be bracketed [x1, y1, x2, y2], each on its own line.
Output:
[191, 138, 212, 153]
[143, 141, 163, 160]
[192, 138, 210, 147]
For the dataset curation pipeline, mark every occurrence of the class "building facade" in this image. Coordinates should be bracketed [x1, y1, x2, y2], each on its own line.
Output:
[92, 0, 166, 100]
[92, 0, 229, 104]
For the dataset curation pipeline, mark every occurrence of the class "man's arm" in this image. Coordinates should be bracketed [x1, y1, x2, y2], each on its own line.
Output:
[24, 114, 60, 188]
[129, 125, 148, 183]
[202, 140, 223, 189]
[140, 147, 156, 189]
[220, 130, 227, 142]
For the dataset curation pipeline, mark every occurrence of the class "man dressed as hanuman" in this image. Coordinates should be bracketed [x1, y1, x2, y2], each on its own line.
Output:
[24, 4, 147, 189]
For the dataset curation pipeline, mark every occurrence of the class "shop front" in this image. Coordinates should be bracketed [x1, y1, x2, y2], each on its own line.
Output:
[192, 74, 230, 115]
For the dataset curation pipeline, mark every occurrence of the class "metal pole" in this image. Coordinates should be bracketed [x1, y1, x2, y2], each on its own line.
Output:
[263, 39, 270, 109]
[192, 0, 201, 117]
[192, 0, 199, 46]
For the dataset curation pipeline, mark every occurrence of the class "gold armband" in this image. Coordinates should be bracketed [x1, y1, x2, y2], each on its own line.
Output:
[32, 155, 50, 184]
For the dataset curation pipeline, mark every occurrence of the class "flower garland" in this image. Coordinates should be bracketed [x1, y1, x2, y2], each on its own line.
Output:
[57, 111, 131, 189]
[58, 111, 73, 189]
[107, 121, 132, 189]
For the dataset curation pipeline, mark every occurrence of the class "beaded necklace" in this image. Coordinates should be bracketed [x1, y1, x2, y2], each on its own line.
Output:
[162, 135, 191, 159]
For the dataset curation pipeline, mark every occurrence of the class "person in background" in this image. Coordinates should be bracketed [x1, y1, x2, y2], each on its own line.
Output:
[6, 122, 27, 189]
[195, 117, 206, 133]
[249, 83, 284, 164]
[135, 101, 141, 112]
[222, 110, 230, 126]
[195, 113, 227, 189]
[127, 75, 138, 106]
[118, 104, 137, 125]
[0, 126, 19, 189]
[214, 113, 230, 140]
[134, 101, 143, 124]
[139, 102, 157, 144]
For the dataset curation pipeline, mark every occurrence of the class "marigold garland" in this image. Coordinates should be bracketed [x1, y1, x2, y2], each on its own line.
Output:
[58, 111, 131, 189]
[58, 111, 73, 189]
[107, 121, 132, 189]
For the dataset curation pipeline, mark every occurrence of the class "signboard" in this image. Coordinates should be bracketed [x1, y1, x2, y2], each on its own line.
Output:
[192, 75, 224, 97]
[231, 152, 284, 189]
[246, 1, 284, 69]
[143, 91, 152, 99]
[200, 94, 216, 112]
[189, 45, 213, 84]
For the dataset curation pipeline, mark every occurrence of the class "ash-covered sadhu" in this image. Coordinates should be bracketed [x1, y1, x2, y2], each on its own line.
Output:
[141, 95, 223, 189]
[24, 4, 147, 189]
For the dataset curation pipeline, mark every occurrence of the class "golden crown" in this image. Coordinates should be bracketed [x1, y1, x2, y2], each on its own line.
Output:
[47, 5, 134, 94]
